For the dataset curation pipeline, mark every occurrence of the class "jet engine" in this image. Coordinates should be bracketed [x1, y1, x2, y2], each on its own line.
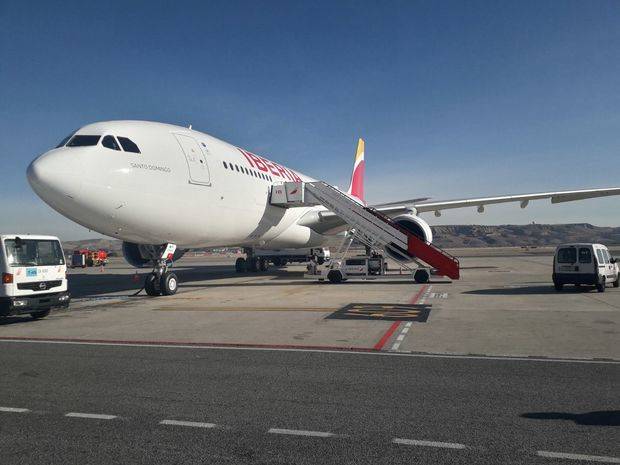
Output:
[383, 214, 433, 262]
[122, 242, 187, 268]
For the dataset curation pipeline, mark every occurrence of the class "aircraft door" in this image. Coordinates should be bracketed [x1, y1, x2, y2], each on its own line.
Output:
[174, 134, 211, 185]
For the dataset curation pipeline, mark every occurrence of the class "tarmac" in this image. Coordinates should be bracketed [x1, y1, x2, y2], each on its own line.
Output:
[0, 248, 618, 464]
[0, 248, 618, 360]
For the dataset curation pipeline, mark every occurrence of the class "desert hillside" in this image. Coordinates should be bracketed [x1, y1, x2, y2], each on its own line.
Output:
[62, 223, 620, 253]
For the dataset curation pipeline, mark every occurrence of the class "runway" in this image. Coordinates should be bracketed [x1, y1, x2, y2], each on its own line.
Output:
[0, 340, 617, 465]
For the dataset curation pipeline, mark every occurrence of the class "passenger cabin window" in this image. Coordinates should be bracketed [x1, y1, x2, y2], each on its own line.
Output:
[557, 248, 576, 263]
[102, 135, 121, 151]
[66, 135, 101, 147]
[578, 248, 592, 263]
[117, 137, 141, 153]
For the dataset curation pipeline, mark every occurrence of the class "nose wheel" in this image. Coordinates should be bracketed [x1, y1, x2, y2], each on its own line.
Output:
[144, 243, 179, 296]
[145, 271, 179, 296]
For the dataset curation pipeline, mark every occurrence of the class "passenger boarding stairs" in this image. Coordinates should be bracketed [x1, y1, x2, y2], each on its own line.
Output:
[270, 181, 460, 279]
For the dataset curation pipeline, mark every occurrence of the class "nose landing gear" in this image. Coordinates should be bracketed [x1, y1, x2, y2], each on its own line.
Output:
[144, 243, 179, 297]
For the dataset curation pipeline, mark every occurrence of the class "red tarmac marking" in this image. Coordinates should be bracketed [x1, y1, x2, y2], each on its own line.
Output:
[373, 284, 429, 351]
[0, 336, 375, 352]
[373, 321, 401, 350]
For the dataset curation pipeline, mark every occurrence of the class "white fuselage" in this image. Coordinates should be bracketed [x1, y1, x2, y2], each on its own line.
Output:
[27, 121, 328, 249]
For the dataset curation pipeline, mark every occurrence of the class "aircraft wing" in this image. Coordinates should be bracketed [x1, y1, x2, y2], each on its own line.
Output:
[409, 187, 620, 214]
[299, 187, 620, 234]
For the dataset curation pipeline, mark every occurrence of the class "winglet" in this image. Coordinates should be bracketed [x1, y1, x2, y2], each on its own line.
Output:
[347, 138, 365, 203]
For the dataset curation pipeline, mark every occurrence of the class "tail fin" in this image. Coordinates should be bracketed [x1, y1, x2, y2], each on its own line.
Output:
[347, 138, 365, 203]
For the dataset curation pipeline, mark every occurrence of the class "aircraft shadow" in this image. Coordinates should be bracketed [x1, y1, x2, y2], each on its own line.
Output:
[464, 285, 600, 296]
[521, 410, 620, 426]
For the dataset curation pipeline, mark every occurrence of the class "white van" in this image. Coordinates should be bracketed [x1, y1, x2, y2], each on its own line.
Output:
[0, 235, 70, 318]
[553, 243, 619, 292]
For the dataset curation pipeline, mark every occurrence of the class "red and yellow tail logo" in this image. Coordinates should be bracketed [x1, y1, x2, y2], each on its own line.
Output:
[347, 138, 365, 203]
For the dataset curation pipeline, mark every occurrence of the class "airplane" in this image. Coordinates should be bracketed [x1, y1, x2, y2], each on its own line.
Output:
[27, 120, 620, 295]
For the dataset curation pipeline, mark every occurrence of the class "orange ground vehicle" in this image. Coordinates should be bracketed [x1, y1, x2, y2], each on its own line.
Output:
[71, 249, 108, 268]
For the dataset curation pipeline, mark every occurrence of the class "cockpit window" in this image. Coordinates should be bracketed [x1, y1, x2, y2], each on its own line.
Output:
[117, 137, 141, 154]
[55, 132, 75, 148]
[66, 135, 101, 147]
[102, 135, 121, 151]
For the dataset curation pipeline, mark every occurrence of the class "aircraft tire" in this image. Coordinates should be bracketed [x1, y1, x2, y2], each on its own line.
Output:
[160, 272, 178, 296]
[145, 273, 161, 296]
[235, 258, 247, 273]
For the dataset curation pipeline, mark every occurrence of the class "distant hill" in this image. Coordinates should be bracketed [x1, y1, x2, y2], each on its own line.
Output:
[62, 223, 620, 253]
[432, 223, 620, 248]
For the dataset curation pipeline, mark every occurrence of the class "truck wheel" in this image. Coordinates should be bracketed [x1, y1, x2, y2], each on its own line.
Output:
[259, 258, 268, 271]
[327, 270, 343, 284]
[248, 257, 259, 272]
[30, 309, 50, 319]
[554, 282, 563, 291]
[414, 269, 430, 284]
[235, 257, 246, 273]
[272, 257, 282, 267]
[596, 277, 606, 293]
[160, 272, 178, 296]
[145, 273, 161, 296]
[613, 276, 619, 288]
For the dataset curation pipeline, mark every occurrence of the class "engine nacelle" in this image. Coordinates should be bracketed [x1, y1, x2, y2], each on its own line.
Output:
[383, 214, 433, 262]
[122, 242, 187, 268]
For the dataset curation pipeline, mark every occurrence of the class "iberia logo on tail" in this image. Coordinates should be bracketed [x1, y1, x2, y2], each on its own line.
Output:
[347, 138, 365, 204]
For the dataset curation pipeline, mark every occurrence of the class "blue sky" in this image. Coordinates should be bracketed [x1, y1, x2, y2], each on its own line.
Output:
[1, 0, 619, 239]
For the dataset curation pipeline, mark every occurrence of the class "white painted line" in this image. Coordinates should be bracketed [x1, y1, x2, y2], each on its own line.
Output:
[537, 451, 620, 463]
[65, 412, 117, 420]
[268, 428, 335, 438]
[160, 419, 216, 428]
[390, 287, 433, 351]
[1, 339, 618, 364]
[0, 407, 30, 413]
[417, 285, 433, 305]
[393, 438, 467, 449]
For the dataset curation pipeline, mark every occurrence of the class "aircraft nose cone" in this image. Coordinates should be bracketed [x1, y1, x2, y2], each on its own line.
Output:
[27, 149, 83, 202]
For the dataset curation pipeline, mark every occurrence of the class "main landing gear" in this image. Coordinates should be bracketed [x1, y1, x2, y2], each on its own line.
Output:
[235, 248, 269, 273]
[144, 244, 179, 297]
